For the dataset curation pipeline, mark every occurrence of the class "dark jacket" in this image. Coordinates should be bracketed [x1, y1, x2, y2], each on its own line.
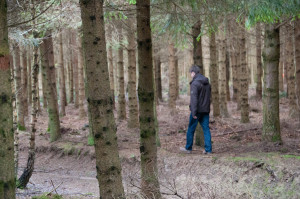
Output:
[190, 73, 211, 117]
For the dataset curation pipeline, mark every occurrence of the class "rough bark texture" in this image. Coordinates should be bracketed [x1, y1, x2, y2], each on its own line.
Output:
[230, 22, 239, 102]
[168, 42, 176, 110]
[79, 0, 125, 197]
[154, 56, 162, 101]
[27, 46, 32, 106]
[295, 18, 300, 119]
[0, 1, 16, 197]
[117, 25, 126, 120]
[72, 31, 79, 108]
[68, 28, 74, 104]
[226, 49, 230, 101]
[239, 22, 250, 123]
[40, 33, 61, 142]
[78, 36, 86, 118]
[285, 24, 297, 117]
[192, 20, 204, 73]
[58, 31, 66, 116]
[218, 28, 229, 117]
[209, 32, 220, 117]
[108, 46, 114, 98]
[137, 0, 161, 198]
[175, 56, 179, 99]
[41, 63, 47, 109]
[126, 19, 139, 128]
[256, 23, 263, 99]
[279, 25, 285, 92]
[13, 44, 25, 129]
[21, 45, 28, 116]
[262, 23, 281, 142]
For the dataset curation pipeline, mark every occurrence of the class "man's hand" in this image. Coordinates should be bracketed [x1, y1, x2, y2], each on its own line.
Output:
[193, 116, 197, 119]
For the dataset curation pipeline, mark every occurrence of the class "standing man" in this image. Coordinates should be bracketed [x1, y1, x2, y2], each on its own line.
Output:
[180, 65, 212, 154]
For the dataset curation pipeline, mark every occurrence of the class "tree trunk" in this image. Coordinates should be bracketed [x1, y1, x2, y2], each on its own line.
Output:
[256, 23, 263, 99]
[218, 27, 229, 117]
[175, 56, 179, 99]
[230, 22, 239, 103]
[79, 0, 125, 197]
[41, 64, 48, 109]
[27, 46, 32, 107]
[117, 25, 126, 120]
[295, 18, 300, 119]
[72, 31, 79, 108]
[285, 24, 297, 117]
[210, 32, 220, 117]
[279, 25, 285, 92]
[13, 44, 25, 129]
[21, 45, 28, 116]
[108, 46, 114, 101]
[40, 33, 61, 142]
[239, 22, 250, 123]
[192, 20, 204, 73]
[137, 0, 161, 198]
[226, 49, 230, 101]
[78, 35, 86, 118]
[68, 29, 74, 104]
[262, 23, 281, 142]
[168, 42, 176, 110]
[58, 31, 66, 116]
[127, 19, 139, 128]
[0, 1, 16, 197]
[155, 56, 162, 101]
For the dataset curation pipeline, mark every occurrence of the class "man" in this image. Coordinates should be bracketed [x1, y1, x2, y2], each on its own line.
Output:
[180, 65, 212, 154]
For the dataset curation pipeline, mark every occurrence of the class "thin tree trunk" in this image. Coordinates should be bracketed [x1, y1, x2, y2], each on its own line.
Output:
[175, 56, 179, 99]
[256, 23, 263, 99]
[240, 22, 250, 123]
[210, 32, 220, 117]
[127, 19, 139, 128]
[230, 22, 239, 102]
[79, 0, 125, 197]
[13, 44, 25, 129]
[78, 35, 86, 118]
[58, 31, 66, 116]
[137, 0, 161, 198]
[108, 45, 115, 101]
[21, 45, 28, 116]
[262, 23, 281, 142]
[155, 56, 162, 101]
[218, 27, 229, 117]
[279, 25, 285, 92]
[117, 25, 126, 120]
[72, 31, 79, 108]
[41, 63, 47, 109]
[68, 29, 74, 104]
[0, 1, 16, 196]
[295, 18, 300, 119]
[168, 42, 176, 110]
[27, 46, 32, 107]
[40, 33, 61, 142]
[226, 49, 230, 101]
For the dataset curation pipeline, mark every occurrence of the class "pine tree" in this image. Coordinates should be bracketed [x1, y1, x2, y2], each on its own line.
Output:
[256, 23, 263, 99]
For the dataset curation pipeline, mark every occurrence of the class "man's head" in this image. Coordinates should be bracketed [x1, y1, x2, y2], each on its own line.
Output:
[189, 65, 200, 78]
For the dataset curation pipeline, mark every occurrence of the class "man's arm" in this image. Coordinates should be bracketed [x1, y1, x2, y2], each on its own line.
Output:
[190, 83, 199, 118]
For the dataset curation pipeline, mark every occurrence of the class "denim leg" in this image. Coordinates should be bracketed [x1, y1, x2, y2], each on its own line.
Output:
[185, 113, 198, 150]
[199, 113, 212, 152]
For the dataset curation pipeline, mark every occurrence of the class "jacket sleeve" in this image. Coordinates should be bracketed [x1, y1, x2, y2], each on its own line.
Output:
[190, 83, 199, 117]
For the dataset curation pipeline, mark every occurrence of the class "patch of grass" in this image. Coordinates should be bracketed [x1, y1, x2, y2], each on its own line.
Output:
[62, 143, 75, 155]
[18, 124, 26, 131]
[282, 154, 300, 160]
[88, 136, 94, 146]
[32, 194, 63, 199]
[231, 156, 262, 162]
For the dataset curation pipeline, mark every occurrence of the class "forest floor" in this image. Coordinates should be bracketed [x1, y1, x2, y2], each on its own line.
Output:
[16, 89, 300, 199]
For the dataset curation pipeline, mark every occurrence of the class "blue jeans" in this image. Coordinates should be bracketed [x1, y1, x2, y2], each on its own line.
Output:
[185, 113, 212, 152]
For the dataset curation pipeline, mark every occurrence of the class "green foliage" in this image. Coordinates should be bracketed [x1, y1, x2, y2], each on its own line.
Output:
[88, 135, 95, 146]
[279, 91, 287, 98]
[282, 154, 300, 160]
[18, 124, 26, 131]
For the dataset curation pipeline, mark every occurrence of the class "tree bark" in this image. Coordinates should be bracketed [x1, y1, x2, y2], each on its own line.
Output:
[155, 56, 162, 101]
[285, 24, 297, 117]
[209, 32, 220, 117]
[108, 45, 115, 101]
[72, 31, 79, 108]
[279, 25, 285, 92]
[192, 20, 204, 74]
[79, 0, 125, 197]
[40, 33, 61, 142]
[78, 35, 86, 118]
[218, 27, 229, 117]
[226, 48, 230, 101]
[240, 22, 250, 123]
[117, 25, 126, 120]
[175, 56, 179, 99]
[13, 44, 25, 129]
[40, 63, 48, 109]
[262, 23, 281, 142]
[27, 46, 32, 106]
[256, 23, 263, 99]
[21, 45, 28, 116]
[0, 1, 16, 197]
[126, 18, 139, 128]
[68, 28, 74, 104]
[137, 0, 161, 198]
[168, 42, 176, 110]
[58, 31, 66, 116]
[295, 18, 300, 119]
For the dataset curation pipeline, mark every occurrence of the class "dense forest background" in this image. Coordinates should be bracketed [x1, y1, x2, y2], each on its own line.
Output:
[0, 0, 300, 198]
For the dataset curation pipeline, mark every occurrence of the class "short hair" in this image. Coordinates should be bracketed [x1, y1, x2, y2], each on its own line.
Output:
[189, 65, 200, 74]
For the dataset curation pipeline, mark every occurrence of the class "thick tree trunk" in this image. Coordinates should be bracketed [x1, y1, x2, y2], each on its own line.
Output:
[21, 45, 28, 116]
[0, 1, 16, 197]
[78, 36, 86, 118]
[256, 23, 263, 99]
[58, 31, 66, 116]
[40, 33, 61, 142]
[262, 23, 281, 142]
[229, 22, 239, 102]
[79, 0, 125, 198]
[192, 20, 204, 73]
[168, 42, 176, 110]
[13, 44, 25, 129]
[210, 32, 220, 117]
[285, 24, 297, 117]
[108, 46, 114, 99]
[137, 0, 161, 198]
[240, 22, 250, 123]
[295, 18, 300, 119]
[127, 19, 139, 128]
[117, 25, 126, 120]
[218, 28, 229, 117]
[155, 56, 162, 101]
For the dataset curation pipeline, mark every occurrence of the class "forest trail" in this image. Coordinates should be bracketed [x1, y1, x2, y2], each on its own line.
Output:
[16, 93, 300, 199]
